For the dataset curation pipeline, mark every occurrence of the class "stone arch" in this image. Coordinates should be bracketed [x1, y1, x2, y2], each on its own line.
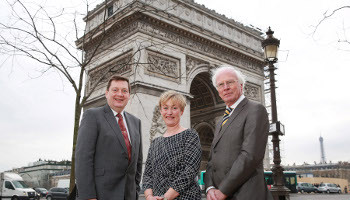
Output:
[190, 71, 222, 170]
[193, 122, 215, 170]
[187, 63, 212, 87]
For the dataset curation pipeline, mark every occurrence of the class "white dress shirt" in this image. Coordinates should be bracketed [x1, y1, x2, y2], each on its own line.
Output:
[228, 94, 245, 116]
[110, 108, 132, 143]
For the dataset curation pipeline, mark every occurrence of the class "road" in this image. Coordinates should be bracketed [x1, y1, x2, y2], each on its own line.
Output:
[137, 193, 350, 200]
[289, 193, 350, 200]
[38, 193, 350, 199]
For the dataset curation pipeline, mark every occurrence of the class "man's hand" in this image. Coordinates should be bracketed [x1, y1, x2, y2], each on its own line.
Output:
[214, 189, 227, 200]
[146, 195, 163, 200]
[207, 188, 228, 200]
[206, 188, 218, 200]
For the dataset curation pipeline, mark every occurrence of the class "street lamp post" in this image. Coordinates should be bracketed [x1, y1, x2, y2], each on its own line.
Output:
[262, 27, 290, 200]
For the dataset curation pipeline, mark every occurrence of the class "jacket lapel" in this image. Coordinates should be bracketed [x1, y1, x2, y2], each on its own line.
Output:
[103, 104, 128, 154]
[211, 121, 222, 148]
[212, 98, 248, 148]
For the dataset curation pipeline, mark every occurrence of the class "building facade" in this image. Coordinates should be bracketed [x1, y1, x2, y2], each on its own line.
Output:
[10, 160, 71, 189]
[78, 0, 270, 170]
[284, 162, 350, 188]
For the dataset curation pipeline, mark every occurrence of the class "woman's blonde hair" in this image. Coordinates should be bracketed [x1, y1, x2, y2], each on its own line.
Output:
[159, 90, 186, 111]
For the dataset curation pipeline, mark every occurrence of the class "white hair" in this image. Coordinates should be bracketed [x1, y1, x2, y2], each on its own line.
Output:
[211, 65, 246, 89]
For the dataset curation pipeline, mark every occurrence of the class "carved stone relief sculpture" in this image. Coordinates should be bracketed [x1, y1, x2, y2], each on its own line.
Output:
[149, 105, 166, 142]
[146, 50, 180, 82]
[244, 83, 261, 102]
[137, 19, 263, 75]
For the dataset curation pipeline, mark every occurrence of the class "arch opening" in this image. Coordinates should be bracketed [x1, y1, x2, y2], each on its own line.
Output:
[190, 72, 221, 170]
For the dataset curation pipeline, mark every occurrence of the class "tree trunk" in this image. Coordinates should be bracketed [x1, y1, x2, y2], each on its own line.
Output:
[69, 93, 82, 193]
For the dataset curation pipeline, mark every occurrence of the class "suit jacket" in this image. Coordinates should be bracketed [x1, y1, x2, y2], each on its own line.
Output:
[75, 104, 143, 200]
[204, 98, 272, 200]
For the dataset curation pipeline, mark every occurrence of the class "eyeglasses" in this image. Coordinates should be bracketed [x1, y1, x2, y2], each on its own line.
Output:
[110, 88, 129, 94]
[216, 80, 237, 89]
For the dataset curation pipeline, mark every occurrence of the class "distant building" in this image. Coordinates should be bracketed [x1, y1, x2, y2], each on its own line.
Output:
[284, 161, 350, 185]
[9, 159, 71, 189]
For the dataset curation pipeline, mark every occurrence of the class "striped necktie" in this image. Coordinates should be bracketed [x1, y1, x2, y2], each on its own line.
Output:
[222, 107, 233, 126]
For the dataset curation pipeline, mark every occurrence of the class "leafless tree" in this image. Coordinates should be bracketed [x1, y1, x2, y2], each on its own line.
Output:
[0, 0, 180, 192]
[312, 5, 350, 50]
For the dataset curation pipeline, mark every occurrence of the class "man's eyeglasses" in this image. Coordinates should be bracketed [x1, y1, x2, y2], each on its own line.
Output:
[216, 80, 237, 89]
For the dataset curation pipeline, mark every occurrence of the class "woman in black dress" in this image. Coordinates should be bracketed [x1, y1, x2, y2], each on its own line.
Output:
[142, 90, 202, 200]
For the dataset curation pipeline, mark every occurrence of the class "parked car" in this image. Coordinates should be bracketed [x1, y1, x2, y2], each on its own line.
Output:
[337, 185, 342, 193]
[297, 182, 317, 193]
[317, 183, 342, 194]
[46, 187, 69, 200]
[34, 187, 48, 197]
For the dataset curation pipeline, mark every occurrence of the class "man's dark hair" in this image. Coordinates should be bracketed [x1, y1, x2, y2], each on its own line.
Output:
[106, 75, 131, 92]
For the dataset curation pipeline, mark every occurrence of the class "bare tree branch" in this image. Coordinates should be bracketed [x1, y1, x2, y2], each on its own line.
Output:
[312, 6, 350, 36]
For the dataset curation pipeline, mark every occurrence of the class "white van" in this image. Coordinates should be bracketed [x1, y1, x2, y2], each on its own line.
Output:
[0, 172, 36, 200]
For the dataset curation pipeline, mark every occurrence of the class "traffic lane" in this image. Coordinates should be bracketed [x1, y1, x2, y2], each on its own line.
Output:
[138, 193, 349, 200]
[290, 193, 350, 200]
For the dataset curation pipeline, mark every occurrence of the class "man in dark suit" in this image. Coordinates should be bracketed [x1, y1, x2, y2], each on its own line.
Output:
[75, 75, 142, 200]
[204, 65, 272, 200]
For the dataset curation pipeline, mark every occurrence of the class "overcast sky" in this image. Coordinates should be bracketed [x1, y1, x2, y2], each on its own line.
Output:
[1, 0, 349, 172]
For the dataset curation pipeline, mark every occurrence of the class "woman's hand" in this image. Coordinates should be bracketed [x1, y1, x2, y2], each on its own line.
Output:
[163, 187, 180, 200]
[145, 189, 164, 200]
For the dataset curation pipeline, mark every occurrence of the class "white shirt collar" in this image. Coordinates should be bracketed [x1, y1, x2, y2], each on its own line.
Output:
[228, 95, 245, 111]
[110, 107, 125, 117]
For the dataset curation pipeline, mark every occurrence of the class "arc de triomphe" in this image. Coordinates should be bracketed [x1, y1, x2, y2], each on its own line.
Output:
[77, 0, 270, 170]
